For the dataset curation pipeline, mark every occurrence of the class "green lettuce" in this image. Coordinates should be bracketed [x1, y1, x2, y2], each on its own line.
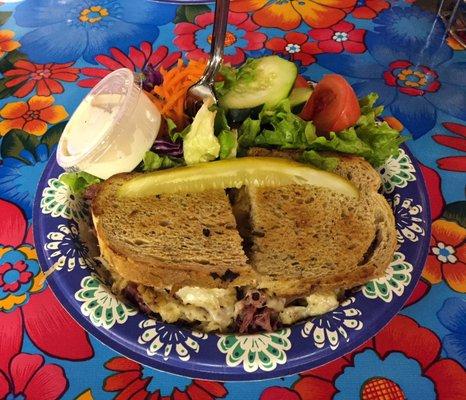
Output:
[142, 151, 184, 172]
[218, 129, 238, 159]
[239, 99, 316, 149]
[237, 93, 406, 168]
[59, 171, 101, 194]
[212, 106, 238, 159]
[307, 94, 406, 166]
[301, 150, 339, 171]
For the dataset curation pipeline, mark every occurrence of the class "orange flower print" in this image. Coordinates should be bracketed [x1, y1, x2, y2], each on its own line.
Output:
[230, 0, 356, 30]
[0, 96, 68, 136]
[423, 219, 466, 293]
[0, 29, 20, 58]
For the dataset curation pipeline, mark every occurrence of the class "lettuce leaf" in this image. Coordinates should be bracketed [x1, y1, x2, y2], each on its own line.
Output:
[237, 93, 406, 167]
[239, 99, 316, 149]
[308, 94, 406, 166]
[59, 171, 101, 194]
[142, 151, 184, 172]
[218, 129, 238, 159]
[301, 150, 339, 171]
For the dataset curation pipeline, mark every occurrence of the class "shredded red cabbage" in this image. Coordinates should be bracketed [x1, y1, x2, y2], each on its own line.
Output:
[142, 64, 163, 92]
[153, 139, 183, 157]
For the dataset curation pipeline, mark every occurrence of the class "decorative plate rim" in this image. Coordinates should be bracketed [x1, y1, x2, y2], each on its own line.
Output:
[33, 145, 431, 381]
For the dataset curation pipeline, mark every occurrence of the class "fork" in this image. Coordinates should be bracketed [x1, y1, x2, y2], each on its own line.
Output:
[185, 0, 230, 118]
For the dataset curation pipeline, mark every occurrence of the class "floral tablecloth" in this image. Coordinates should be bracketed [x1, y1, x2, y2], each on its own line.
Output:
[0, 0, 465, 399]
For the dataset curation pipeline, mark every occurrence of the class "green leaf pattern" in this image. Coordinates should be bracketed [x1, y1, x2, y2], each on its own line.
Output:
[40, 174, 88, 220]
[217, 329, 291, 372]
[362, 252, 413, 302]
[75, 274, 137, 329]
[378, 148, 416, 194]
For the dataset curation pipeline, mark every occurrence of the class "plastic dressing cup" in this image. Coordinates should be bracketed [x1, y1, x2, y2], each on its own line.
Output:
[57, 68, 161, 179]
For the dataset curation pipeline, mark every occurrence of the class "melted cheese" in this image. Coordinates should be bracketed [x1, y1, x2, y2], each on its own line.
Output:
[279, 291, 339, 325]
[176, 287, 237, 331]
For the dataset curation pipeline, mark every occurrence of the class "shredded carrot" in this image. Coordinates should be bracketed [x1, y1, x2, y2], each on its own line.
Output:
[383, 116, 404, 132]
[150, 58, 208, 129]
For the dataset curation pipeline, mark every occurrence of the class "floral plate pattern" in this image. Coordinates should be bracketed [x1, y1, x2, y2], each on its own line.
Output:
[33, 145, 431, 380]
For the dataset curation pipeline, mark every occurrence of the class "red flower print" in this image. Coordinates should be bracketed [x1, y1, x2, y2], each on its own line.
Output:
[104, 357, 228, 400]
[423, 219, 466, 293]
[403, 278, 431, 308]
[174, 12, 266, 66]
[352, 0, 390, 19]
[266, 315, 466, 400]
[0, 353, 67, 400]
[260, 387, 301, 400]
[383, 60, 441, 96]
[432, 122, 466, 172]
[0, 199, 93, 371]
[265, 32, 320, 66]
[3, 60, 79, 98]
[231, 0, 357, 30]
[418, 162, 445, 220]
[79, 42, 181, 89]
[309, 21, 366, 53]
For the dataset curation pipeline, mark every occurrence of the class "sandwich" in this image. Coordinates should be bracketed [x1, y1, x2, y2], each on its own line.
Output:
[61, 55, 405, 333]
[89, 151, 396, 333]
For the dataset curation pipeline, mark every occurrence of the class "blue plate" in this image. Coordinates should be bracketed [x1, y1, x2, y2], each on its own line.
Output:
[33, 146, 431, 380]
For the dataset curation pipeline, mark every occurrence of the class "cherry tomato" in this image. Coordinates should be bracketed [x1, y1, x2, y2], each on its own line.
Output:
[293, 74, 310, 89]
[300, 74, 361, 134]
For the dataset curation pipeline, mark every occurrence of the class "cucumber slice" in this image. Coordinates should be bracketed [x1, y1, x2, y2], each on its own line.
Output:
[219, 56, 297, 110]
[289, 87, 313, 108]
[118, 157, 359, 199]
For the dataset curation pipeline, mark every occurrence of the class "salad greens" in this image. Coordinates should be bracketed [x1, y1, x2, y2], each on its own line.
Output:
[141, 151, 184, 172]
[237, 93, 405, 170]
[183, 99, 220, 165]
[218, 129, 238, 159]
[238, 99, 316, 150]
[59, 171, 101, 194]
[59, 56, 407, 192]
[214, 106, 238, 159]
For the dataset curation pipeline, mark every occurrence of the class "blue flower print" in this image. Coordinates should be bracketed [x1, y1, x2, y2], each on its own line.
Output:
[334, 349, 436, 400]
[317, 6, 466, 138]
[14, 0, 176, 64]
[437, 297, 466, 367]
[0, 143, 52, 218]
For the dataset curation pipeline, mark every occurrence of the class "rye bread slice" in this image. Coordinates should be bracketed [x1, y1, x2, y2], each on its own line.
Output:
[235, 148, 396, 297]
[92, 173, 255, 289]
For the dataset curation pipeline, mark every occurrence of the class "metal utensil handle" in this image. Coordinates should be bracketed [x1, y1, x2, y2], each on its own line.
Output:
[199, 0, 230, 85]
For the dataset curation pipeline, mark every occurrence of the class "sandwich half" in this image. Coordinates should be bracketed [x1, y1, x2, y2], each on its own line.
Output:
[90, 151, 396, 332]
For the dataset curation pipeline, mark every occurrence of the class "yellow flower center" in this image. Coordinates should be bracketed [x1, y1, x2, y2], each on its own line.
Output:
[397, 69, 427, 88]
[207, 31, 236, 47]
[79, 5, 109, 24]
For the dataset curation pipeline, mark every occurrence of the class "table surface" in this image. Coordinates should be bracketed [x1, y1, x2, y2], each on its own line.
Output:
[0, 1, 465, 399]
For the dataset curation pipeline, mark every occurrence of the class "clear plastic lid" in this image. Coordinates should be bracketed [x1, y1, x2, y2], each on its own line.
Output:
[57, 68, 142, 169]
